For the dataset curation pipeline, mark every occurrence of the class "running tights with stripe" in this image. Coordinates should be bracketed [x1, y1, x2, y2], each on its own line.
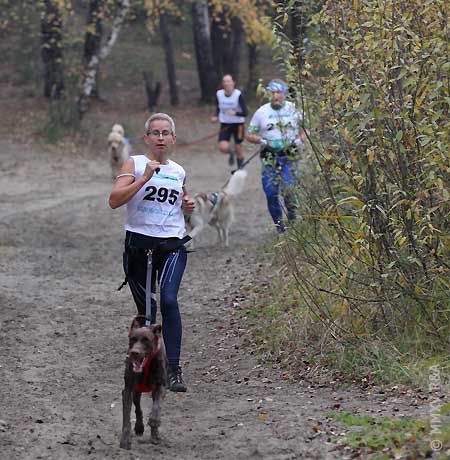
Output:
[124, 237, 187, 368]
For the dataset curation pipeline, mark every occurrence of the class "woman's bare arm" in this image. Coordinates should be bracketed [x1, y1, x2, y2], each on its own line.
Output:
[108, 158, 160, 209]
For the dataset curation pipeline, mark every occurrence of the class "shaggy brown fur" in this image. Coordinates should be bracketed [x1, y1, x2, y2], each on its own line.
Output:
[120, 317, 167, 449]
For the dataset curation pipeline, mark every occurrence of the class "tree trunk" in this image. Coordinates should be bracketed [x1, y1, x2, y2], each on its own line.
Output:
[160, 13, 179, 106]
[41, 0, 64, 99]
[191, 1, 218, 103]
[230, 17, 243, 82]
[77, 0, 130, 119]
[211, 13, 225, 79]
[210, 10, 243, 83]
[143, 71, 161, 111]
[289, 0, 307, 71]
[83, 0, 104, 99]
[246, 43, 259, 98]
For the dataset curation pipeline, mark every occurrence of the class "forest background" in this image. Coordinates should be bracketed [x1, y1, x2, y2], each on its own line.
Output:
[0, 0, 449, 457]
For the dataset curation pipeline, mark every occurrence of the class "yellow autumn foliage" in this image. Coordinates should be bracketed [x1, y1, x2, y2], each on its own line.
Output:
[272, 0, 450, 351]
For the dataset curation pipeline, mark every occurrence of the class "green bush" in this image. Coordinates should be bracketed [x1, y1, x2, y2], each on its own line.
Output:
[257, 0, 450, 382]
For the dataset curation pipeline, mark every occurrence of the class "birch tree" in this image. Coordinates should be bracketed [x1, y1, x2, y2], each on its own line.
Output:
[77, 0, 130, 118]
[83, 0, 105, 99]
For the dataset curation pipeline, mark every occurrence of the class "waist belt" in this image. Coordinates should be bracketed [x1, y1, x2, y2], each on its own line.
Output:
[125, 235, 192, 256]
[261, 145, 299, 160]
[118, 235, 192, 291]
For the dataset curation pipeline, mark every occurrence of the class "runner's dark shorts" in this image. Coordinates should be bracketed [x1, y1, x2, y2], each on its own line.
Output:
[219, 123, 245, 144]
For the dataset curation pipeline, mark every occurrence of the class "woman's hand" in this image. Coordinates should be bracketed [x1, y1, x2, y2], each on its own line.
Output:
[182, 195, 195, 214]
[143, 160, 161, 181]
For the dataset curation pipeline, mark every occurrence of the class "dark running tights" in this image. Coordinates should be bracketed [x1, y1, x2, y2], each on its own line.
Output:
[125, 249, 187, 368]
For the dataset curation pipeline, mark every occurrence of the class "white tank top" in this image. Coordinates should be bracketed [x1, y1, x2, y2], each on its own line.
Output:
[217, 89, 245, 124]
[125, 155, 186, 238]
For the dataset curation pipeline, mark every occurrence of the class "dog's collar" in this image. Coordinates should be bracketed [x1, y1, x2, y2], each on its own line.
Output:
[209, 192, 219, 206]
[133, 337, 161, 393]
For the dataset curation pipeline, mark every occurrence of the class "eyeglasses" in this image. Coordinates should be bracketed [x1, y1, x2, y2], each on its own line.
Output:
[147, 130, 172, 137]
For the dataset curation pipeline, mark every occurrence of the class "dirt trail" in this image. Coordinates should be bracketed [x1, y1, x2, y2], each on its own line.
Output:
[0, 141, 425, 460]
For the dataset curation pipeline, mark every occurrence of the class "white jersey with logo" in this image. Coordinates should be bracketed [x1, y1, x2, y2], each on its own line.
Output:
[248, 101, 302, 153]
[217, 89, 245, 124]
[125, 155, 185, 238]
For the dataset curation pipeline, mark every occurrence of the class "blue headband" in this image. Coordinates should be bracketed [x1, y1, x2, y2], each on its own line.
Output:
[267, 81, 287, 94]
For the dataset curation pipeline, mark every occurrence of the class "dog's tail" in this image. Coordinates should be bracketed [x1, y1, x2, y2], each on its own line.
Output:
[222, 169, 247, 198]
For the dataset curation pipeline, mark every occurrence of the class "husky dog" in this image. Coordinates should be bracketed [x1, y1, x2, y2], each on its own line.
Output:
[108, 124, 131, 180]
[186, 169, 247, 247]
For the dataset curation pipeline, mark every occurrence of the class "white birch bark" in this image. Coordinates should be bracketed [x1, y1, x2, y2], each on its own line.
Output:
[77, 0, 130, 117]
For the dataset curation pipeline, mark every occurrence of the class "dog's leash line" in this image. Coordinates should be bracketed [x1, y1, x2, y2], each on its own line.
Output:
[231, 146, 261, 174]
[125, 126, 233, 148]
[145, 251, 154, 327]
[126, 130, 224, 147]
[125, 136, 143, 144]
[176, 126, 229, 147]
[133, 314, 153, 323]
[216, 148, 258, 192]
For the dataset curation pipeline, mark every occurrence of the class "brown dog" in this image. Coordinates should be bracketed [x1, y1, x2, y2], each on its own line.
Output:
[120, 317, 167, 449]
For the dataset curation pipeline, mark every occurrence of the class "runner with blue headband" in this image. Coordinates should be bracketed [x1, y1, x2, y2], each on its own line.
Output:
[266, 81, 287, 94]
[246, 79, 307, 233]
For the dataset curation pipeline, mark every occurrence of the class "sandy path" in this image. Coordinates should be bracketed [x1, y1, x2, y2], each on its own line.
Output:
[0, 142, 425, 460]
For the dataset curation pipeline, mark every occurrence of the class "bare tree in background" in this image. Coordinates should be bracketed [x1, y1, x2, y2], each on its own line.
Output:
[143, 71, 161, 111]
[211, 11, 243, 82]
[210, 10, 228, 79]
[229, 17, 243, 81]
[246, 43, 259, 98]
[160, 12, 179, 106]
[41, 0, 64, 99]
[191, 0, 217, 103]
[77, 0, 130, 119]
